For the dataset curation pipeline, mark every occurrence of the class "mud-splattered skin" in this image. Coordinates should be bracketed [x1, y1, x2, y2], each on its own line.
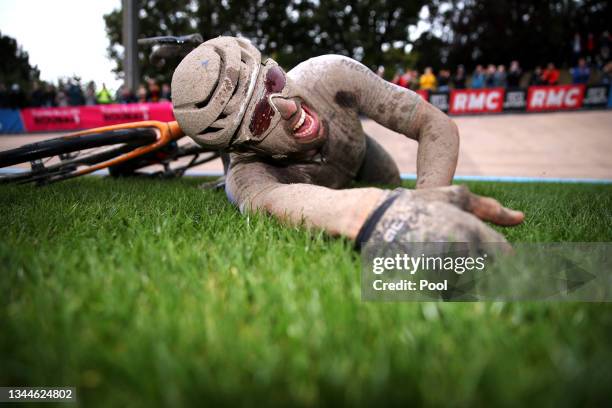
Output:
[223, 55, 522, 242]
[228, 57, 379, 190]
[227, 56, 423, 200]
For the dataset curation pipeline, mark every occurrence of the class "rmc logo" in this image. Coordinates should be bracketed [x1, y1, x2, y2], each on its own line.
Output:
[527, 85, 585, 111]
[450, 89, 505, 114]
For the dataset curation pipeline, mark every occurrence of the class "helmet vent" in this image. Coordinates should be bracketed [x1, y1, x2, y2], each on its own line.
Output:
[195, 94, 213, 109]
[199, 126, 223, 135]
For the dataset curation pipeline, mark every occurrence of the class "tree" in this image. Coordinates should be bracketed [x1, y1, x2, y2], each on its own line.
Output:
[414, 0, 612, 70]
[103, 0, 428, 84]
[0, 32, 40, 90]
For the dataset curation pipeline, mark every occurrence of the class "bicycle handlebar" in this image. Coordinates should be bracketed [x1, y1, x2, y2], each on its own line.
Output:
[137, 34, 203, 46]
[138, 34, 203, 67]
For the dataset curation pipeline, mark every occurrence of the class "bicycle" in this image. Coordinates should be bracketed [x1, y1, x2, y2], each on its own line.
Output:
[0, 34, 222, 186]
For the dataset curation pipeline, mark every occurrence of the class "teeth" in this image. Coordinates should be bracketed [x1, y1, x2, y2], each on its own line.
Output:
[292, 109, 306, 131]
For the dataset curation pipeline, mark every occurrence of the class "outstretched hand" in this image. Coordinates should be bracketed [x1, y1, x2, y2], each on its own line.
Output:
[467, 193, 524, 226]
[411, 185, 524, 226]
[356, 186, 521, 247]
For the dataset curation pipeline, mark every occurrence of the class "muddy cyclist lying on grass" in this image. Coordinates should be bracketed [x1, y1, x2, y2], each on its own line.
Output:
[171, 36, 524, 247]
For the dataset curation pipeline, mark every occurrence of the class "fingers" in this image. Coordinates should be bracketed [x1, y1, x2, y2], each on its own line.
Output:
[411, 185, 525, 227]
[469, 195, 525, 226]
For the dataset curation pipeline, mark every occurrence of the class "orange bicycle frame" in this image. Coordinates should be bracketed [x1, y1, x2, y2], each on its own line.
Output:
[63, 120, 185, 176]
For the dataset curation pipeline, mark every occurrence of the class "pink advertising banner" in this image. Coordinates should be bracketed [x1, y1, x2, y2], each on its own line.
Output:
[20, 103, 175, 132]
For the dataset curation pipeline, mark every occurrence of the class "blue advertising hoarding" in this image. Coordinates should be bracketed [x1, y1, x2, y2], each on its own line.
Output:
[0, 109, 25, 133]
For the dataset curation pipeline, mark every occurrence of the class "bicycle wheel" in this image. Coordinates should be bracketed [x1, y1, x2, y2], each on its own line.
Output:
[0, 128, 157, 185]
[108, 142, 221, 178]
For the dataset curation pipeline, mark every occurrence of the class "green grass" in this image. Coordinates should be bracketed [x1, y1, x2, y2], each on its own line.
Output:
[1, 178, 611, 407]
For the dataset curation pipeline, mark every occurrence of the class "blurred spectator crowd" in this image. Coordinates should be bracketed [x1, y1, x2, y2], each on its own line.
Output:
[1, 31, 611, 109]
[0, 77, 171, 109]
[387, 58, 611, 92]
[383, 31, 611, 92]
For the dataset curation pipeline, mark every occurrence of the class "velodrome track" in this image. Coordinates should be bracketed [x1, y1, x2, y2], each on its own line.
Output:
[1, 110, 611, 181]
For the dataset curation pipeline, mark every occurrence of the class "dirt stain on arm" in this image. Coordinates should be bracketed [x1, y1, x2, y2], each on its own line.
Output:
[334, 91, 358, 108]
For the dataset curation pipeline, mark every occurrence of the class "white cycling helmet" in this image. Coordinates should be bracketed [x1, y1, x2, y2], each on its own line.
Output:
[171, 36, 261, 149]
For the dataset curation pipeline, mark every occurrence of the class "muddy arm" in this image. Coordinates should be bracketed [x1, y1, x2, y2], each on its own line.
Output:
[405, 101, 459, 189]
[225, 156, 522, 241]
[325, 57, 459, 188]
[225, 156, 385, 238]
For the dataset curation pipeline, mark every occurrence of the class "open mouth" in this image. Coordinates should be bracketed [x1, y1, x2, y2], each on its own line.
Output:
[291, 104, 320, 141]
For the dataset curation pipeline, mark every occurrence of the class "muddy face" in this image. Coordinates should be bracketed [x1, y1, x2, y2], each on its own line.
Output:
[270, 95, 326, 143]
[235, 61, 327, 157]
